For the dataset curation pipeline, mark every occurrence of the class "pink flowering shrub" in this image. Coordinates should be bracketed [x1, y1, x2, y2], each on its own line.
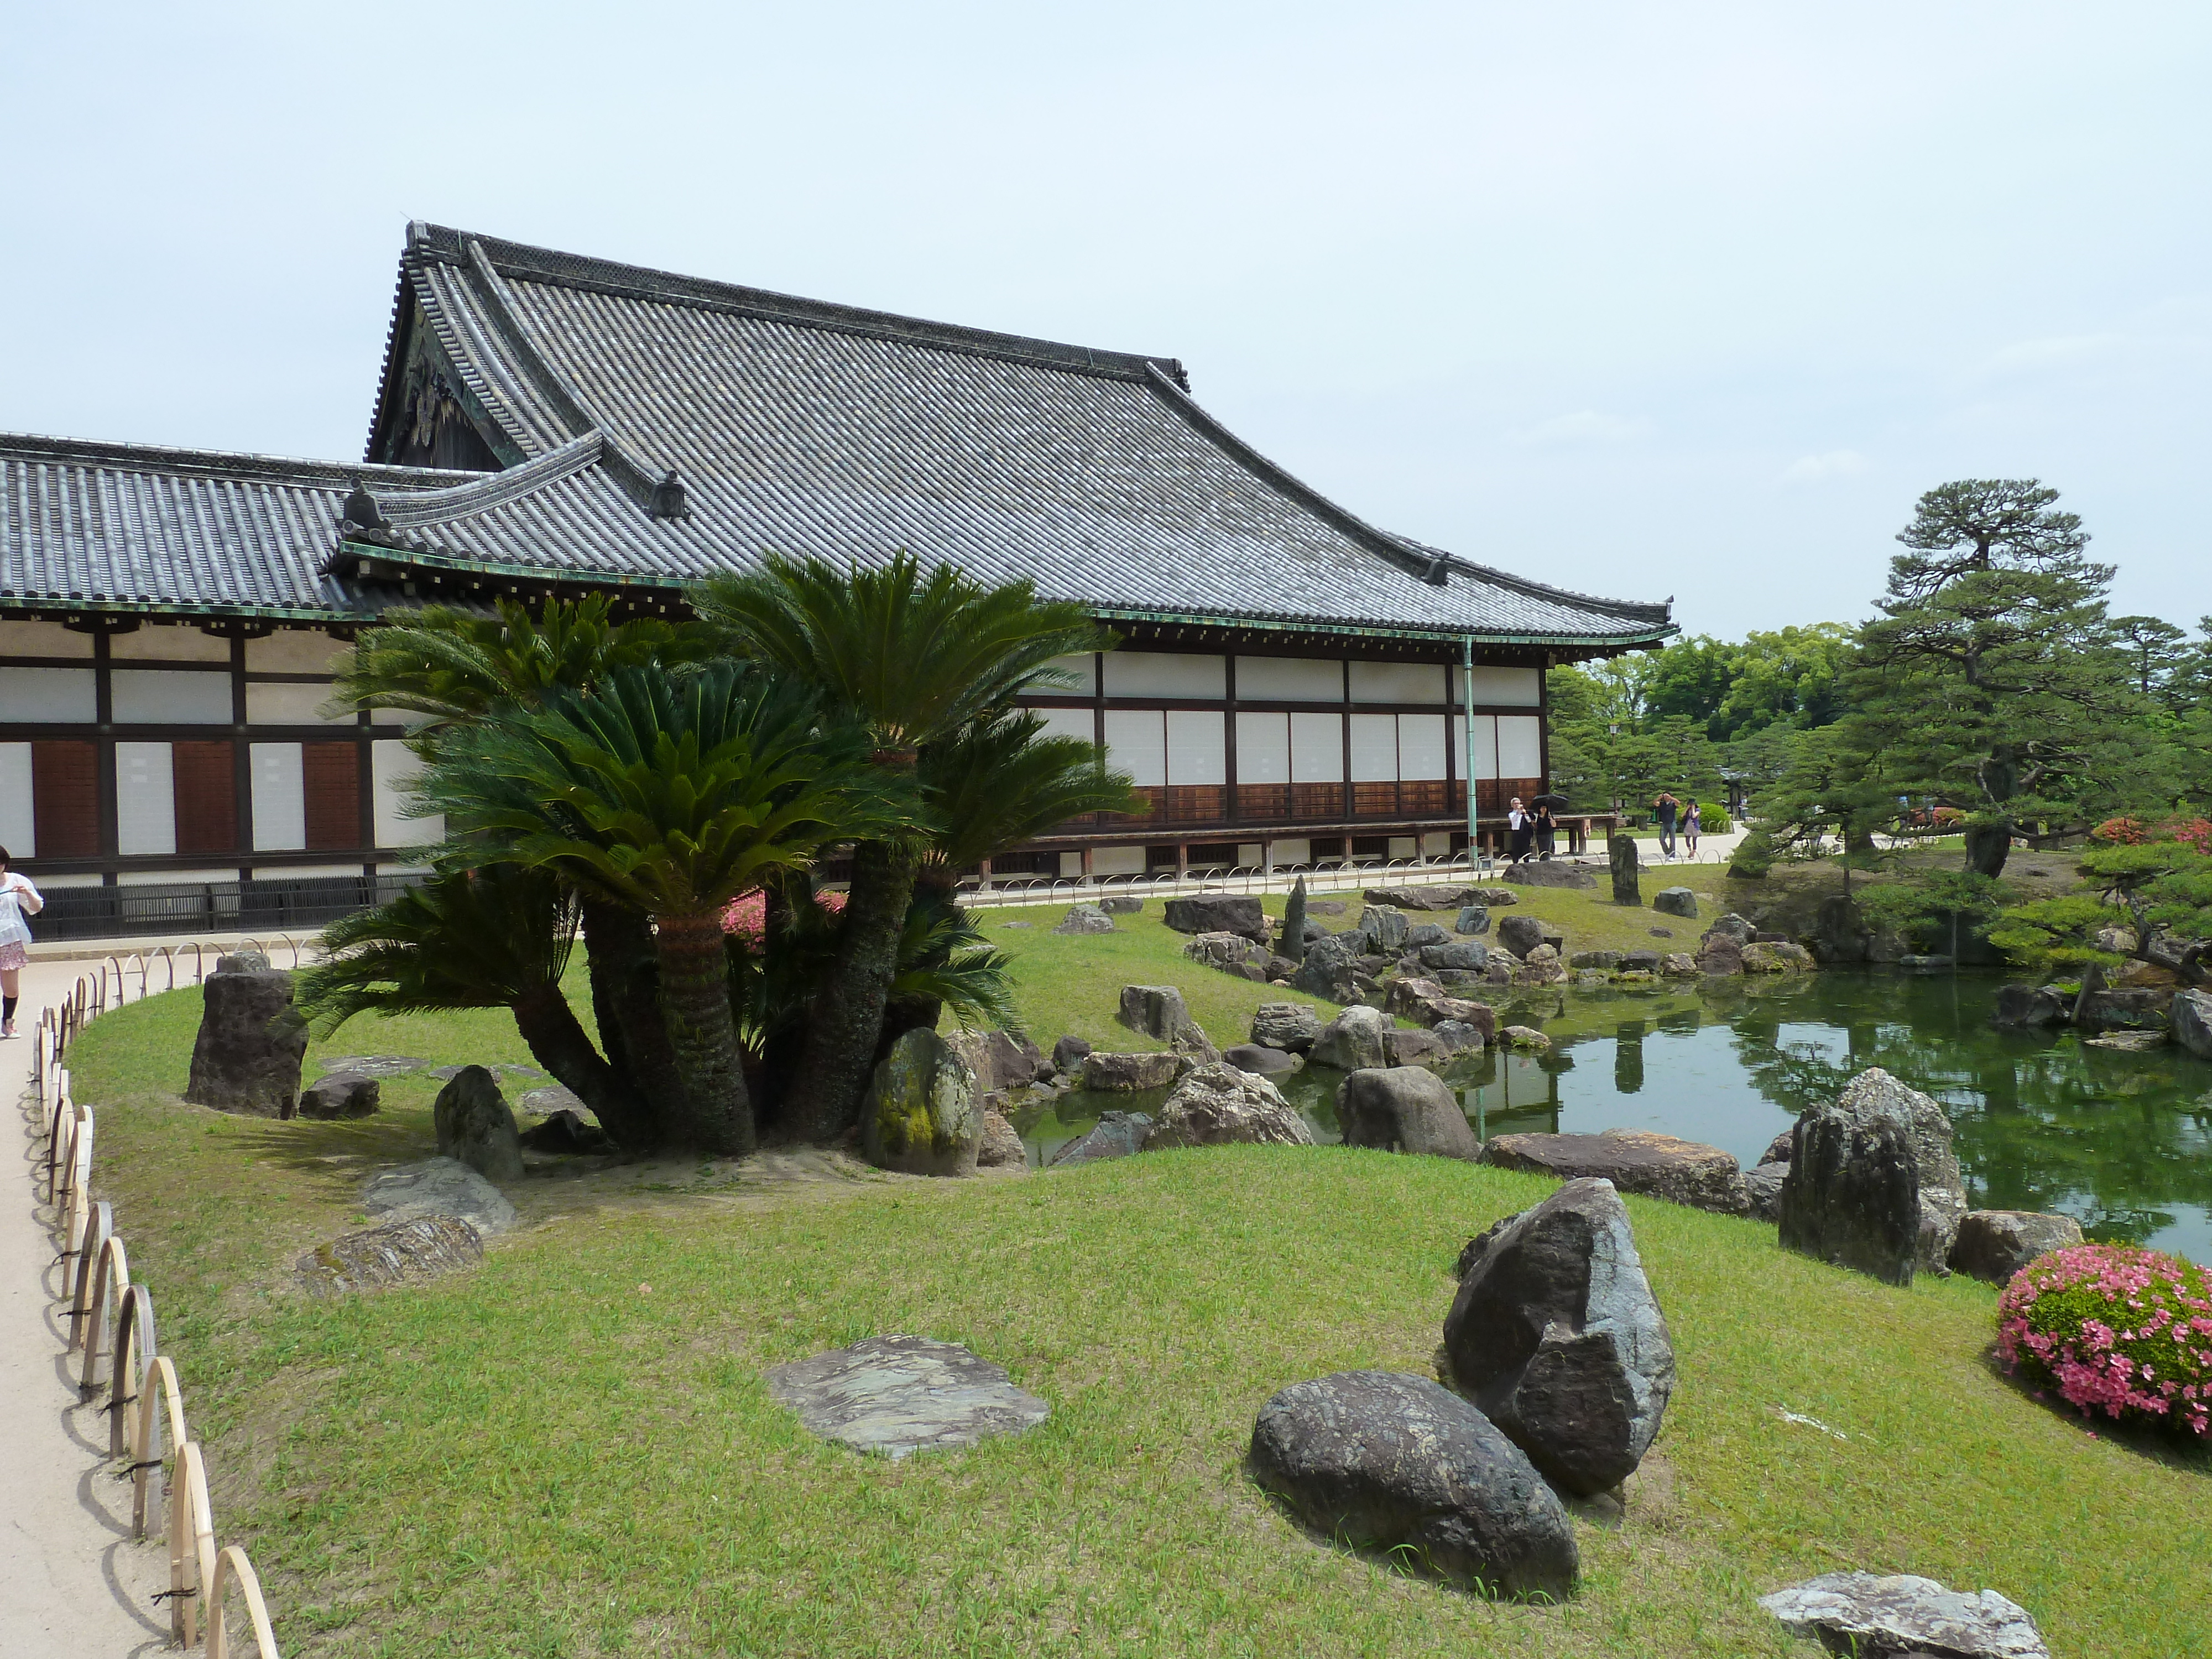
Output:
[722, 888, 846, 940]
[1997, 1243, 2212, 1438]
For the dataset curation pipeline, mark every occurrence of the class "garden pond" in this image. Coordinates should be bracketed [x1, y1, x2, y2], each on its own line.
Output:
[1008, 971, 2212, 1266]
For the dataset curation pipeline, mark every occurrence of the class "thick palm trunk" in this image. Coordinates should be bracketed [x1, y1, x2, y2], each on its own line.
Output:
[581, 898, 691, 1141]
[789, 836, 920, 1144]
[653, 908, 756, 1154]
[509, 982, 658, 1151]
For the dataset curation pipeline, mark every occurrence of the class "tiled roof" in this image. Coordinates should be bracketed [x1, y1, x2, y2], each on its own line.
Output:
[358, 223, 1673, 646]
[0, 432, 467, 618]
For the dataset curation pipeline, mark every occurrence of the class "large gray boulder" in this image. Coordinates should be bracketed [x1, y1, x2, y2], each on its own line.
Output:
[1096, 894, 1145, 914]
[1164, 893, 1269, 942]
[947, 1029, 1047, 1091]
[2172, 988, 2212, 1061]
[861, 1028, 984, 1177]
[1418, 938, 1489, 972]
[1361, 884, 1479, 912]
[1496, 915, 1546, 959]
[1310, 1004, 1392, 1071]
[1705, 912, 1754, 943]
[1503, 861, 1596, 890]
[296, 1214, 483, 1298]
[1443, 1178, 1675, 1496]
[1143, 1063, 1313, 1149]
[1608, 834, 1640, 905]
[977, 1110, 1027, 1169]
[1778, 1103, 1920, 1286]
[1080, 1051, 1188, 1091]
[1757, 1572, 2050, 1659]
[1279, 876, 1310, 965]
[1184, 931, 1264, 974]
[1249, 1370, 1578, 1599]
[297, 1071, 380, 1120]
[1250, 1001, 1324, 1054]
[2078, 987, 2173, 1031]
[1948, 1210, 2084, 1285]
[1289, 930, 1368, 1002]
[1117, 984, 1220, 1060]
[1337, 1067, 1479, 1159]
[1652, 886, 1698, 920]
[1384, 978, 1498, 1039]
[1991, 984, 2069, 1028]
[1478, 1130, 1746, 1216]
[1743, 1162, 1788, 1221]
[1052, 903, 1117, 935]
[1357, 905, 1411, 952]
[1047, 1111, 1153, 1166]
[1049, 1034, 1092, 1076]
[361, 1156, 517, 1235]
[1454, 905, 1491, 935]
[431, 1066, 524, 1183]
[184, 969, 309, 1118]
[1224, 1042, 1300, 1077]
[1836, 1067, 1965, 1273]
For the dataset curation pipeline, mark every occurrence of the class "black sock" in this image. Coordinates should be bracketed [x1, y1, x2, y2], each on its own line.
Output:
[2, 996, 15, 1024]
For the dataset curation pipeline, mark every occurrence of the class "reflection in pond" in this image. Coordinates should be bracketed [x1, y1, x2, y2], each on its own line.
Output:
[1009, 972, 2212, 1264]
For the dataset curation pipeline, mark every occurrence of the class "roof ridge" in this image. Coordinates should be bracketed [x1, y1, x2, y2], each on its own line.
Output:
[408, 222, 1187, 387]
[372, 431, 606, 529]
[0, 430, 483, 490]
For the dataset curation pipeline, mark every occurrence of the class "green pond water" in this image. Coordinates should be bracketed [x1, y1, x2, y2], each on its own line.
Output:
[1009, 972, 2212, 1266]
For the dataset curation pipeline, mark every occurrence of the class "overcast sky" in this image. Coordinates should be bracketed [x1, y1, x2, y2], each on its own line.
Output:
[4, 2, 2205, 639]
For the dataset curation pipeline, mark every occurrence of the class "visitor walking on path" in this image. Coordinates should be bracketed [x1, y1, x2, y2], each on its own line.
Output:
[1506, 797, 1533, 863]
[1682, 800, 1702, 859]
[1533, 801, 1557, 860]
[1653, 791, 1681, 860]
[0, 846, 44, 1039]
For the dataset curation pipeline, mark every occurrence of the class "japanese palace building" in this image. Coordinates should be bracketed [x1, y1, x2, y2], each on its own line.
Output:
[0, 223, 1672, 916]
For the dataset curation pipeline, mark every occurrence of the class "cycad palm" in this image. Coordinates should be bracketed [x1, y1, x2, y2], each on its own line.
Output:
[916, 711, 1136, 895]
[295, 867, 655, 1148]
[695, 552, 1107, 1141]
[422, 662, 914, 1152]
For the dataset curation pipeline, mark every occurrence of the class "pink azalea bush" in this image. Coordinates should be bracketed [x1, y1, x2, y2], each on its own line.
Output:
[722, 888, 846, 940]
[1997, 1243, 2212, 1438]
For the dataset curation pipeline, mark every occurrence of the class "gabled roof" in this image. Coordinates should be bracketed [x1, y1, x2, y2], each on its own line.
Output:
[356, 222, 1674, 648]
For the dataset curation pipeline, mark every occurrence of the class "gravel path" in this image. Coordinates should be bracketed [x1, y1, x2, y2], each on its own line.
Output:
[2, 959, 170, 1657]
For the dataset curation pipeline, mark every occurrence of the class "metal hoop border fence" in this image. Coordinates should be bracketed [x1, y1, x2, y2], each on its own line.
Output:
[28, 961, 286, 1654]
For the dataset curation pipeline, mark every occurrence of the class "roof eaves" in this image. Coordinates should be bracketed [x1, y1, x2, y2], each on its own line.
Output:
[0, 430, 488, 492]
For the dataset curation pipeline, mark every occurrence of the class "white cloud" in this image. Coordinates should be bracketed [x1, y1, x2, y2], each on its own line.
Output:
[1779, 448, 1868, 485]
[1514, 409, 1651, 446]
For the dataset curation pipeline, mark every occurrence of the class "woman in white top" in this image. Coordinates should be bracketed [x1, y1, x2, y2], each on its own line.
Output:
[0, 845, 44, 1039]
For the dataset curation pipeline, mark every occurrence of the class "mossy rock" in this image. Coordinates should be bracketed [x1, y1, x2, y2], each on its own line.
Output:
[862, 1028, 983, 1177]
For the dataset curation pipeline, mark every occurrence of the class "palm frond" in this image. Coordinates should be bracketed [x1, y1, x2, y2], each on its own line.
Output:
[919, 711, 1138, 875]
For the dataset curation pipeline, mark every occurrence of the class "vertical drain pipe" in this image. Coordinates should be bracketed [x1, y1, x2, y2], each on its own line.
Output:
[1462, 635, 1478, 864]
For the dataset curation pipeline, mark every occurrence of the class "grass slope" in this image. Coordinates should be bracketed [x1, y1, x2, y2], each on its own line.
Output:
[61, 883, 2212, 1657]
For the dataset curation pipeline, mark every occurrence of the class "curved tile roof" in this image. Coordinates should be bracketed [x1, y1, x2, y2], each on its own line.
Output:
[362, 223, 1673, 648]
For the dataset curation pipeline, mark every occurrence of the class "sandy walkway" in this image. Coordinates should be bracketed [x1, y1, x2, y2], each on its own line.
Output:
[1, 958, 169, 1657]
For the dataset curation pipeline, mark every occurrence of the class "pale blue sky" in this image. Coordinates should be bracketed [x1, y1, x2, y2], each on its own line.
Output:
[4, 2, 2205, 638]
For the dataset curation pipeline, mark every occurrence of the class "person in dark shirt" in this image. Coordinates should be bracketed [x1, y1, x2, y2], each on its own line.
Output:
[1533, 801, 1557, 860]
[1653, 791, 1681, 859]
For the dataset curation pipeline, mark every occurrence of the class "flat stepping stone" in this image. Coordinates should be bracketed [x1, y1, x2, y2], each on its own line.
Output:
[518, 1084, 590, 1117]
[316, 1054, 429, 1078]
[296, 1215, 484, 1297]
[765, 1335, 1049, 1459]
[361, 1157, 517, 1236]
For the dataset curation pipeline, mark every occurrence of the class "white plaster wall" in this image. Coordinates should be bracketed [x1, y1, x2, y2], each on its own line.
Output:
[1040, 653, 1097, 695]
[1455, 715, 1500, 779]
[1102, 651, 1225, 698]
[111, 625, 229, 663]
[0, 744, 33, 855]
[0, 620, 91, 658]
[1349, 714, 1399, 782]
[251, 743, 306, 851]
[1090, 845, 1146, 877]
[0, 666, 96, 721]
[1102, 711, 1166, 787]
[1235, 656, 1342, 701]
[1165, 711, 1225, 785]
[1399, 714, 1448, 780]
[1290, 713, 1343, 782]
[1350, 661, 1447, 704]
[114, 742, 176, 856]
[247, 632, 352, 673]
[111, 669, 231, 724]
[245, 682, 351, 725]
[1234, 712, 1290, 784]
[1028, 706, 1095, 744]
[1458, 666, 1543, 707]
[1499, 715, 1545, 776]
[372, 740, 442, 847]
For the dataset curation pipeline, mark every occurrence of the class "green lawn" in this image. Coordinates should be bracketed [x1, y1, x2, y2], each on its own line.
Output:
[60, 891, 2212, 1657]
